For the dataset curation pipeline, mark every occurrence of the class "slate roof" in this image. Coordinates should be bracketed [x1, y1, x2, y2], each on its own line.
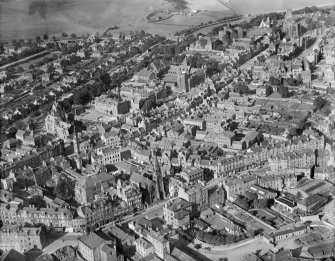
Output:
[79, 232, 110, 249]
[0, 249, 25, 261]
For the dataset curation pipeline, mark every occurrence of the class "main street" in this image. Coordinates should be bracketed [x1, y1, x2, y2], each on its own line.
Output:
[102, 197, 176, 232]
[43, 233, 82, 254]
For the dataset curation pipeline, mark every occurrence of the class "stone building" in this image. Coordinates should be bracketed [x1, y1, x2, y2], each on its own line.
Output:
[74, 172, 115, 205]
[0, 225, 45, 253]
[178, 182, 208, 211]
[208, 185, 226, 208]
[78, 232, 118, 261]
[77, 199, 133, 231]
[283, 9, 300, 38]
[163, 198, 192, 229]
[283, 9, 300, 39]
[44, 101, 71, 140]
[0, 202, 73, 230]
[116, 179, 142, 209]
[94, 95, 130, 115]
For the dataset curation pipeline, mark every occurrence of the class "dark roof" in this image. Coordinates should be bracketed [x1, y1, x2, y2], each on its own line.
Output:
[308, 241, 335, 257]
[0, 249, 25, 261]
[171, 247, 197, 261]
[194, 218, 209, 229]
[271, 226, 307, 238]
[79, 232, 111, 249]
[276, 197, 296, 208]
[130, 172, 154, 189]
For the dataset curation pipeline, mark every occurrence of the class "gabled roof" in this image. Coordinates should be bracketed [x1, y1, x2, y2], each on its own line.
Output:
[0, 249, 25, 261]
[77, 172, 115, 189]
[130, 172, 154, 189]
[79, 232, 110, 249]
[171, 247, 197, 261]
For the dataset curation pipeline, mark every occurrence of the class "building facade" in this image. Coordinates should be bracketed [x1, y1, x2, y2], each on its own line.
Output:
[0, 225, 45, 253]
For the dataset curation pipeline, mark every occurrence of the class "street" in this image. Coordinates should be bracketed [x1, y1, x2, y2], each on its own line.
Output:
[102, 197, 175, 232]
[188, 237, 272, 261]
[43, 233, 82, 254]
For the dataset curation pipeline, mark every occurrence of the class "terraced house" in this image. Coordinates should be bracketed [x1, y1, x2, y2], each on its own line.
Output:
[0, 225, 45, 253]
[0, 202, 73, 229]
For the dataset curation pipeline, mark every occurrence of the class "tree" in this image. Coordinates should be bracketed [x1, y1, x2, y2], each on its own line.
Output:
[199, 37, 208, 48]
[265, 85, 273, 96]
[285, 77, 300, 86]
[203, 168, 214, 182]
[321, 106, 331, 116]
[35, 35, 41, 43]
[277, 85, 289, 98]
[28, 196, 47, 208]
[235, 196, 250, 210]
[71, 33, 77, 39]
[43, 34, 49, 40]
[4, 85, 14, 93]
[269, 76, 281, 86]
[313, 96, 327, 110]
[206, 59, 220, 77]
[245, 191, 258, 201]
[257, 55, 266, 63]
[253, 199, 269, 209]
[16, 66, 24, 73]
[187, 52, 204, 68]
[233, 82, 250, 94]
[55, 176, 75, 200]
[139, 30, 145, 37]
[288, 128, 297, 137]
[62, 32, 68, 37]
[12, 39, 19, 50]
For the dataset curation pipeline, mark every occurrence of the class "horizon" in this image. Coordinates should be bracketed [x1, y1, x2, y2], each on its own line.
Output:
[1, 0, 335, 42]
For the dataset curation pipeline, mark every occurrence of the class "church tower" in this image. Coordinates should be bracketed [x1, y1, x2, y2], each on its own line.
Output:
[283, 9, 300, 39]
[177, 73, 190, 92]
[71, 111, 82, 171]
[73, 123, 80, 155]
[152, 149, 166, 202]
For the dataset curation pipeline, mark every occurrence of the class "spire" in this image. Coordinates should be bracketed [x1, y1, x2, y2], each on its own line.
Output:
[73, 110, 80, 155]
[73, 124, 79, 155]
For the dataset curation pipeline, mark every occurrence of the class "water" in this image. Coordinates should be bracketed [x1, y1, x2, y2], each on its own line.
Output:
[0, 0, 334, 42]
[0, 0, 167, 42]
[229, 0, 335, 14]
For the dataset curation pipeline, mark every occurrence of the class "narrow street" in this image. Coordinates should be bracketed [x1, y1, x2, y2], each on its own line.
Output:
[43, 233, 82, 254]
